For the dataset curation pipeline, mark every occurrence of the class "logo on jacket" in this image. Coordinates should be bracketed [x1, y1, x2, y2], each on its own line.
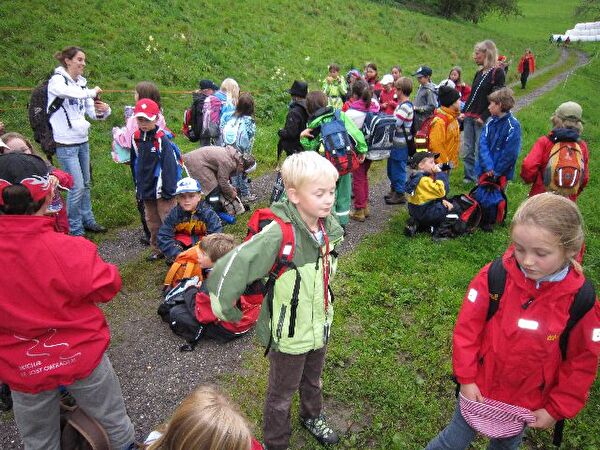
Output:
[593, 328, 600, 342]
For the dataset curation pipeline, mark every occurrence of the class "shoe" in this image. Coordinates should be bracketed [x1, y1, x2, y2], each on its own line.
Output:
[384, 189, 394, 201]
[350, 208, 366, 222]
[404, 218, 418, 237]
[481, 223, 494, 233]
[84, 223, 107, 233]
[242, 193, 258, 202]
[139, 236, 150, 246]
[385, 191, 406, 205]
[69, 231, 86, 238]
[300, 414, 340, 445]
[364, 204, 370, 218]
[146, 252, 165, 262]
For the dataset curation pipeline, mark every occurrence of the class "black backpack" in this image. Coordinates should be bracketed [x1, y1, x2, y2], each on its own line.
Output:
[486, 257, 597, 448]
[182, 93, 207, 142]
[28, 74, 71, 158]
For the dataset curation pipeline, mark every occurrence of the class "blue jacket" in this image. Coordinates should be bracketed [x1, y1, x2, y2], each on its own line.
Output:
[131, 127, 180, 200]
[476, 112, 521, 180]
[157, 201, 223, 260]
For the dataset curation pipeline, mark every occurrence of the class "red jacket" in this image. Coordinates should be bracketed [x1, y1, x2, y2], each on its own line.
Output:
[456, 83, 472, 103]
[518, 54, 536, 74]
[0, 215, 121, 393]
[453, 248, 600, 420]
[50, 167, 73, 234]
[379, 88, 398, 115]
[520, 131, 589, 202]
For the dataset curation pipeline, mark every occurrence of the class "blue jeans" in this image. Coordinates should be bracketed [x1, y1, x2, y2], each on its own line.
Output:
[424, 401, 525, 450]
[387, 146, 408, 193]
[461, 117, 483, 182]
[231, 173, 250, 197]
[55, 143, 96, 235]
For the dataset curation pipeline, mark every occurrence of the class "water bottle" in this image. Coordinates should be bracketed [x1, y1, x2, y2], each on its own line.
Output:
[217, 212, 236, 225]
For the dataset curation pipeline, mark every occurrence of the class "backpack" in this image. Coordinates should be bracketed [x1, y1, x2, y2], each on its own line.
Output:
[201, 95, 222, 139]
[28, 74, 71, 158]
[60, 400, 111, 450]
[543, 141, 584, 196]
[471, 174, 508, 225]
[181, 95, 205, 142]
[163, 245, 206, 290]
[319, 110, 360, 175]
[222, 116, 253, 153]
[132, 128, 187, 182]
[362, 112, 396, 160]
[486, 257, 597, 448]
[414, 111, 451, 153]
[432, 193, 482, 239]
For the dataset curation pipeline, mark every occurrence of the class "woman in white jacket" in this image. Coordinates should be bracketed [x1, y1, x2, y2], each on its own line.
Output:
[48, 46, 110, 236]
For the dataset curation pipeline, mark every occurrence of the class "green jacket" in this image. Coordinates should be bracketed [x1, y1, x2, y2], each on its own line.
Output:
[206, 201, 344, 355]
[300, 107, 368, 154]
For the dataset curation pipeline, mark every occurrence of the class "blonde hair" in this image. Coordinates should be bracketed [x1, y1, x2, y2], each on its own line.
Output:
[474, 40, 498, 69]
[200, 233, 238, 262]
[551, 115, 583, 134]
[0, 132, 34, 155]
[281, 151, 338, 191]
[511, 193, 585, 272]
[147, 386, 252, 450]
[488, 87, 515, 112]
[220, 78, 240, 106]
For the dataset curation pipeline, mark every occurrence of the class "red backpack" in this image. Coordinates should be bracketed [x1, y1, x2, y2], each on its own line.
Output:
[414, 111, 451, 153]
[543, 141, 584, 196]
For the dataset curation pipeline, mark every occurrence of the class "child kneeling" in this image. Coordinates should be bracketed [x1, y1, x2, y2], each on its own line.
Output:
[206, 151, 344, 450]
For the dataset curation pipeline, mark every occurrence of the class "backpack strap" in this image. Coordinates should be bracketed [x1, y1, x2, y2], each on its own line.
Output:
[486, 257, 507, 321]
[559, 279, 596, 360]
[48, 75, 72, 129]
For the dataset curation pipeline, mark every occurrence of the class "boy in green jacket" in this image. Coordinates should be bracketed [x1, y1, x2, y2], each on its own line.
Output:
[300, 91, 367, 228]
[207, 151, 344, 450]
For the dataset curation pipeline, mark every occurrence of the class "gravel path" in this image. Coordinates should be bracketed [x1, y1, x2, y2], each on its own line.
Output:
[0, 49, 589, 448]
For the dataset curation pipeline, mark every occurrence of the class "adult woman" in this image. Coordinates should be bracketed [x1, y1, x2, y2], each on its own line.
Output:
[461, 40, 505, 183]
[48, 46, 110, 236]
[518, 49, 536, 89]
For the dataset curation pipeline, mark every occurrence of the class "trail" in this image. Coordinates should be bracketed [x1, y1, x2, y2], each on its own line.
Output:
[0, 48, 589, 448]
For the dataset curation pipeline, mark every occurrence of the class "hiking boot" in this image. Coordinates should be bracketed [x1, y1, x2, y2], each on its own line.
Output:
[300, 414, 340, 445]
[84, 223, 107, 233]
[146, 252, 165, 262]
[364, 204, 370, 218]
[350, 208, 366, 222]
[385, 191, 406, 205]
[384, 188, 394, 201]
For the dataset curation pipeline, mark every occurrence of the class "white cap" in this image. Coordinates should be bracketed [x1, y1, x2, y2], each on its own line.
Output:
[381, 74, 394, 86]
[175, 177, 202, 195]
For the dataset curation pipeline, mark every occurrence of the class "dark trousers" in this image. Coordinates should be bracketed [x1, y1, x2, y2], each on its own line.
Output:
[136, 197, 151, 240]
[520, 71, 529, 88]
[263, 347, 327, 450]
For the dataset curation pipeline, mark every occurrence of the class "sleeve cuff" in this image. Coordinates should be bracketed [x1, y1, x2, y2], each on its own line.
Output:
[544, 403, 562, 421]
[455, 375, 476, 385]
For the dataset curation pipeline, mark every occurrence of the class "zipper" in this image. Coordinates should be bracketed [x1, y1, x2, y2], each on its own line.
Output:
[276, 305, 287, 340]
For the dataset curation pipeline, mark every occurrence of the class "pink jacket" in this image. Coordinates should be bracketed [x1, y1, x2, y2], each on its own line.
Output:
[112, 114, 167, 148]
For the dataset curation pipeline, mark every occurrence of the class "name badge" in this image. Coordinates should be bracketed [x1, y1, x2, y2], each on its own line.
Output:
[467, 289, 478, 303]
[518, 318, 539, 330]
[592, 329, 600, 342]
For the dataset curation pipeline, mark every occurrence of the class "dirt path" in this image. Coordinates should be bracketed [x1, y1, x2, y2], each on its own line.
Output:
[0, 49, 590, 448]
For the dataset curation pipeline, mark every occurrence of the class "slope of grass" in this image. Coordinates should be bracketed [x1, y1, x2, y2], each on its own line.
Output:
[0, 0, 580, 228]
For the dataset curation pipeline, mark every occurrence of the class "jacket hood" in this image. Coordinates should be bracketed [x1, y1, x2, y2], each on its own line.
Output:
[308, 106, 334, 124]
[290, 99, 308, 113]
[270, 201, 344, 245]
[405, 171, 425, 194]
[348, 99, 379, 113]
[549, 127, 580, 142]
[54, 65, 86, 85]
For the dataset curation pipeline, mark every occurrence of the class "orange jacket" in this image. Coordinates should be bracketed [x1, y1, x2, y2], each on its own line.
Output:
[429, 106, 460, 166]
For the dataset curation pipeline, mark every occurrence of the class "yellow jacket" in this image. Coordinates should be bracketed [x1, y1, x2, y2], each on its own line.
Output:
[429, 107, 460, 166]
[406, 172, 448, 206]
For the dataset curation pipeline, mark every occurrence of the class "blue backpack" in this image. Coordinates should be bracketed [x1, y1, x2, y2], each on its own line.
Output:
[319, 110, 359, 175]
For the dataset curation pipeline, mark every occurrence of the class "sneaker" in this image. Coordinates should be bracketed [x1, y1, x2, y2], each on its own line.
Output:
[364, 204, 370, 218]
[242, 193, 258, 203]
[146, 252, 165, 262]
[404, 220, 418, 237]
[300, 414, 340, 445]
[84, 223, 107, 233]
[139, 236, 150, 246]
[349, 208, 366, 222]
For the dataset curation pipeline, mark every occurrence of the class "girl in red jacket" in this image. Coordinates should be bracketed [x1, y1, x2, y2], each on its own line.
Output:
[425, 193, 600, 450]
[521, 101, 589, 202]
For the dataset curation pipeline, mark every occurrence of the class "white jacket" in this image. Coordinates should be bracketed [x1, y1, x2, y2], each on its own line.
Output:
[47, 66, 111, 145]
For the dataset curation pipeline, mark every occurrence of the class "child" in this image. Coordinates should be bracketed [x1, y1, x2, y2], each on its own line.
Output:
[429, 86, 461, 168]
[391, 65, 402, 82]
[413, 66, 438, 130]
[322, 63, 348, 110]
[218, 78, 240, 132]
[521, 101, 589, 202]
[300, 91, 368, 228]
[404, 151, 453, 240]
[0, 153, 135, 450]
[145, 385, 263, 450]
[448, 66, 471, 104]
[277, 80, 309, 156]
[474, 87, 521, 231]
[379, 74, 398, 115]
[194, 79, 220, 146]
[386, 77, 414, 205]
[206, 151, 344, 450]
[517, 49, 536, 89]
[130, 99, 181, 261]
[425, 193, 600, 450]
[364, 62, 382, 98]
[222, 92, 257, 202]
[112, 81, 167, 245]
[344, 79, 380, 221]
[157, 177, 223, 264]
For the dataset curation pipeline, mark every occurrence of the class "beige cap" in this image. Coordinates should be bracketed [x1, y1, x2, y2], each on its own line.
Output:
[554, 101, 584, 123]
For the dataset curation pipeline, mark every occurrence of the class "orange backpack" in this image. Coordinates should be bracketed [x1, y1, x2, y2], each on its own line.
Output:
[414, 111, 451, 153]
[543, 141, 584, 196]
[163, 245, 205, 290]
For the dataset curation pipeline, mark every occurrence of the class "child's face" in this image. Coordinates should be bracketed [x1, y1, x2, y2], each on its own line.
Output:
[450, 70, 459, 82]
[4, 138, 32, 155]
[418, 157, 437, 174]
[329, 69, 339, 78]
[391, 67, 401, 80]
[196, 247, 214, 269]
[383, 83, 392, 91]
[366, 67, 377, 80]
[451, 98, 461, 112]
[488, 101, 502, 117]
[136, 117, 157, 132]
[177, 192, 202, 212]
[511, 224, 573, 281]
[417, 76, 428, 86]
[288, 178, 336, 227]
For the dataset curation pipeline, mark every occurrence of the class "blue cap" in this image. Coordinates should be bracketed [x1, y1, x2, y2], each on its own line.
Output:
[175, 177, 202, 195]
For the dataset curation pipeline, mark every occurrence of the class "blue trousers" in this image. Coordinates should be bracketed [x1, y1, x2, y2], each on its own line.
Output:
[387, 146, 408, 193]
[461, 117, 483, 183]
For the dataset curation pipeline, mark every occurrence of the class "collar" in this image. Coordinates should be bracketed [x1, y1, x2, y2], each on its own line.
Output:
[520, 264, 571, 289]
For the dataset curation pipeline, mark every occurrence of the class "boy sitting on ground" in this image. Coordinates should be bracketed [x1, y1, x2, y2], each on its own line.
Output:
[404, 151, 454, 240]
[206, 151, 344, 450]
[158, 177, 223, 264]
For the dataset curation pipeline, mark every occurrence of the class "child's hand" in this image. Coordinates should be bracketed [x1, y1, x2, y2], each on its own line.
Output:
[442, 199, 453, 210]
[93, 86, 103, 96]
[530, 409, 557, 429]
[326, 76, 334, 83]
[460, 383, 483, 402]
[300, 128, 314, 139]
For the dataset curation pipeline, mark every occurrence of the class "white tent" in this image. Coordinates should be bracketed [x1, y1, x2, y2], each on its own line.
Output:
[553, 21, 600, 42]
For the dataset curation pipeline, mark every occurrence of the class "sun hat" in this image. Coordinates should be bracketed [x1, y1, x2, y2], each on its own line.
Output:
[133, 99, 160, 121]
[413, 66, 433, 78]
[380, 74, 394, 86]
[287, 80, 308, 98]
[175, 177, 202, 195]
[459, 393, 536, 439]
[553, 101, 584, 123]
[409, 151, 439, 169]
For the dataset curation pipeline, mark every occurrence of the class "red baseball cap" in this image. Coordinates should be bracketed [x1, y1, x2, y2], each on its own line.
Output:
[133, 99, 160, 121]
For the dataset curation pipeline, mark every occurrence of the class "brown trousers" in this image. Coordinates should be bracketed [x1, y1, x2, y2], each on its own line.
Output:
[263, 347, 327, 450]
[143, 198, 176, 251]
